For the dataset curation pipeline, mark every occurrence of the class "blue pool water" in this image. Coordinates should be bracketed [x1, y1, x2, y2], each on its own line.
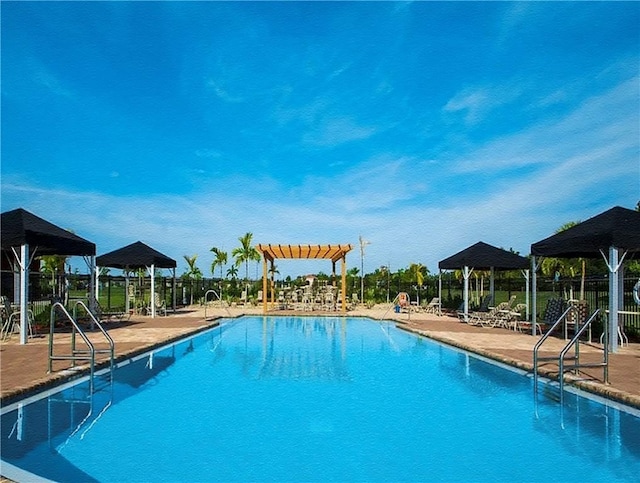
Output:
[2, 316, 639, 482]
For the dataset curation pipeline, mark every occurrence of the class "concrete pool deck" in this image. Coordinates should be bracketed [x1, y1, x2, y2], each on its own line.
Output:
[1, 305, 639, 411]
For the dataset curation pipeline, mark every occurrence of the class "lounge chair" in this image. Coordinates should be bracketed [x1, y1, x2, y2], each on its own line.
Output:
[477, 294, 493, 312]
[467, 301, 510, 327]
[423, 297, 441, 315]
[467, 295, 517, 328]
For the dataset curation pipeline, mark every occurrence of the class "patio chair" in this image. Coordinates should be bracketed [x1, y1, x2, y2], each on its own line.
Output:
[542, 297, 567, 330]
[1, 296, 35, 341]
[512, 303, 544, 334]
[565, 299, 589, 340]
[153, 293, 167, 316]
[350, 292, 360, 310]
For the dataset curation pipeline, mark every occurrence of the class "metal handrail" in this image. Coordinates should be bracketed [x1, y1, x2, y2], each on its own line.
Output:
[49, 302, 96, 392]
[73, 300, 115, 374]
[204, 289, 232, 319]
[533, 305, 575, 394]
[48, 301, 115, 393]
[558, 309, 606, 405]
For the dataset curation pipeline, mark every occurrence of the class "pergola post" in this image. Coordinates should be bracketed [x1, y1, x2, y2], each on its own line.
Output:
[341, 254, 347, 312]
[270, 260, 275, 309]
[262, 256, 268, 314]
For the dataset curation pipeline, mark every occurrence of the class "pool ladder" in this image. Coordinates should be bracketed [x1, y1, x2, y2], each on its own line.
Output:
[204, 289, 233, 319]
[533, 306, 607, 405]
[48, 301, 115, 393]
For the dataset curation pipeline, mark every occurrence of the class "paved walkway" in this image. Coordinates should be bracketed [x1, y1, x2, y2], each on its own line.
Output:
[1, 306, 639, 410]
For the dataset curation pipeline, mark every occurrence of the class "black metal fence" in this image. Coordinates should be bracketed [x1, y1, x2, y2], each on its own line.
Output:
[2, 270, 638, 340]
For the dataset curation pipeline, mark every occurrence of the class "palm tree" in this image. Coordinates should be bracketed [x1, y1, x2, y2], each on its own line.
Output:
[39, 255, 68, 300]
[226, 265, 238, 279]
[182, 254, 203, 305]
[347, 267, 359, 296]
[409, 263, 427, 305]
[268, 264, 279, 298]
[210, 247, 228, 300]
[232, 233, 261, 297]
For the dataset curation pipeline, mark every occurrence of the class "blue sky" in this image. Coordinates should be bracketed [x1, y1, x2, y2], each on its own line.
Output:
[2, 1, 639, 279]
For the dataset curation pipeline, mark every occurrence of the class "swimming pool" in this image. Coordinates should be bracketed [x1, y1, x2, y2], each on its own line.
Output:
[2, 316, 639, 482]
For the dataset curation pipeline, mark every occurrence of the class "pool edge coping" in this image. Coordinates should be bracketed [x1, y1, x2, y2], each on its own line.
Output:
[0, 319, 225, 407]
[394, 321, 640, 411]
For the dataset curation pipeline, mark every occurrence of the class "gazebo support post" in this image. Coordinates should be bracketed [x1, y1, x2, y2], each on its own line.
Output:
[489, 267, 495, 304]
[606, 247, 623, 353]
[462, 266, 472, 323]
[172, 268, 176, 313]
[19, 244, 29, 345]
[438, 269, 442, 315]
[531, 256, 537, 336]
[149, 264, 156, 318]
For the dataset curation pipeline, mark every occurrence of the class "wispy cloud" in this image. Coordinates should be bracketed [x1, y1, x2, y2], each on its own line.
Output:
[302, 117, 377, 147]
[443, 82, 525, 126]
[451, 74, 638, 174]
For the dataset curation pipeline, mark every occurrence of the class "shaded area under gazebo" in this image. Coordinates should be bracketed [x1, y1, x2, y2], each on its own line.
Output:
[256, 244, 353, 313]
[96, 241, 177, 318]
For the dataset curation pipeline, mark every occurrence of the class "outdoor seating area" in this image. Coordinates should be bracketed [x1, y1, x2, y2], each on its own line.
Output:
[463, 295, 521, 329]
[264, 282, 345, 312]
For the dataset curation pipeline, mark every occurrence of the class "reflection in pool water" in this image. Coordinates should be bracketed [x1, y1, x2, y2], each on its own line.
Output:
[2, 316, 639, 482]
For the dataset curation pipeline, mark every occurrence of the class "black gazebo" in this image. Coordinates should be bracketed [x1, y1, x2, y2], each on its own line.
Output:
[1, 208, 96, 344]
[439, 241, 529, 322]
[96, 241, 177, 317]
[531, 206, 640, 351]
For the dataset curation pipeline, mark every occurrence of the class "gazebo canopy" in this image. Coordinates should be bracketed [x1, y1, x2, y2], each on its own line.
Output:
[257, 244, 353, 263]
[439, 241, 528, 270]
[530, 206, 640, 258]
[96, 241, 176, 269]
[1, 207, 96, 256]
[96, 241, 176, 318]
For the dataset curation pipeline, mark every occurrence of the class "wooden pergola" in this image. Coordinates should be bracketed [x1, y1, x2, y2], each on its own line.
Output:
[256, 244, 353, 314]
